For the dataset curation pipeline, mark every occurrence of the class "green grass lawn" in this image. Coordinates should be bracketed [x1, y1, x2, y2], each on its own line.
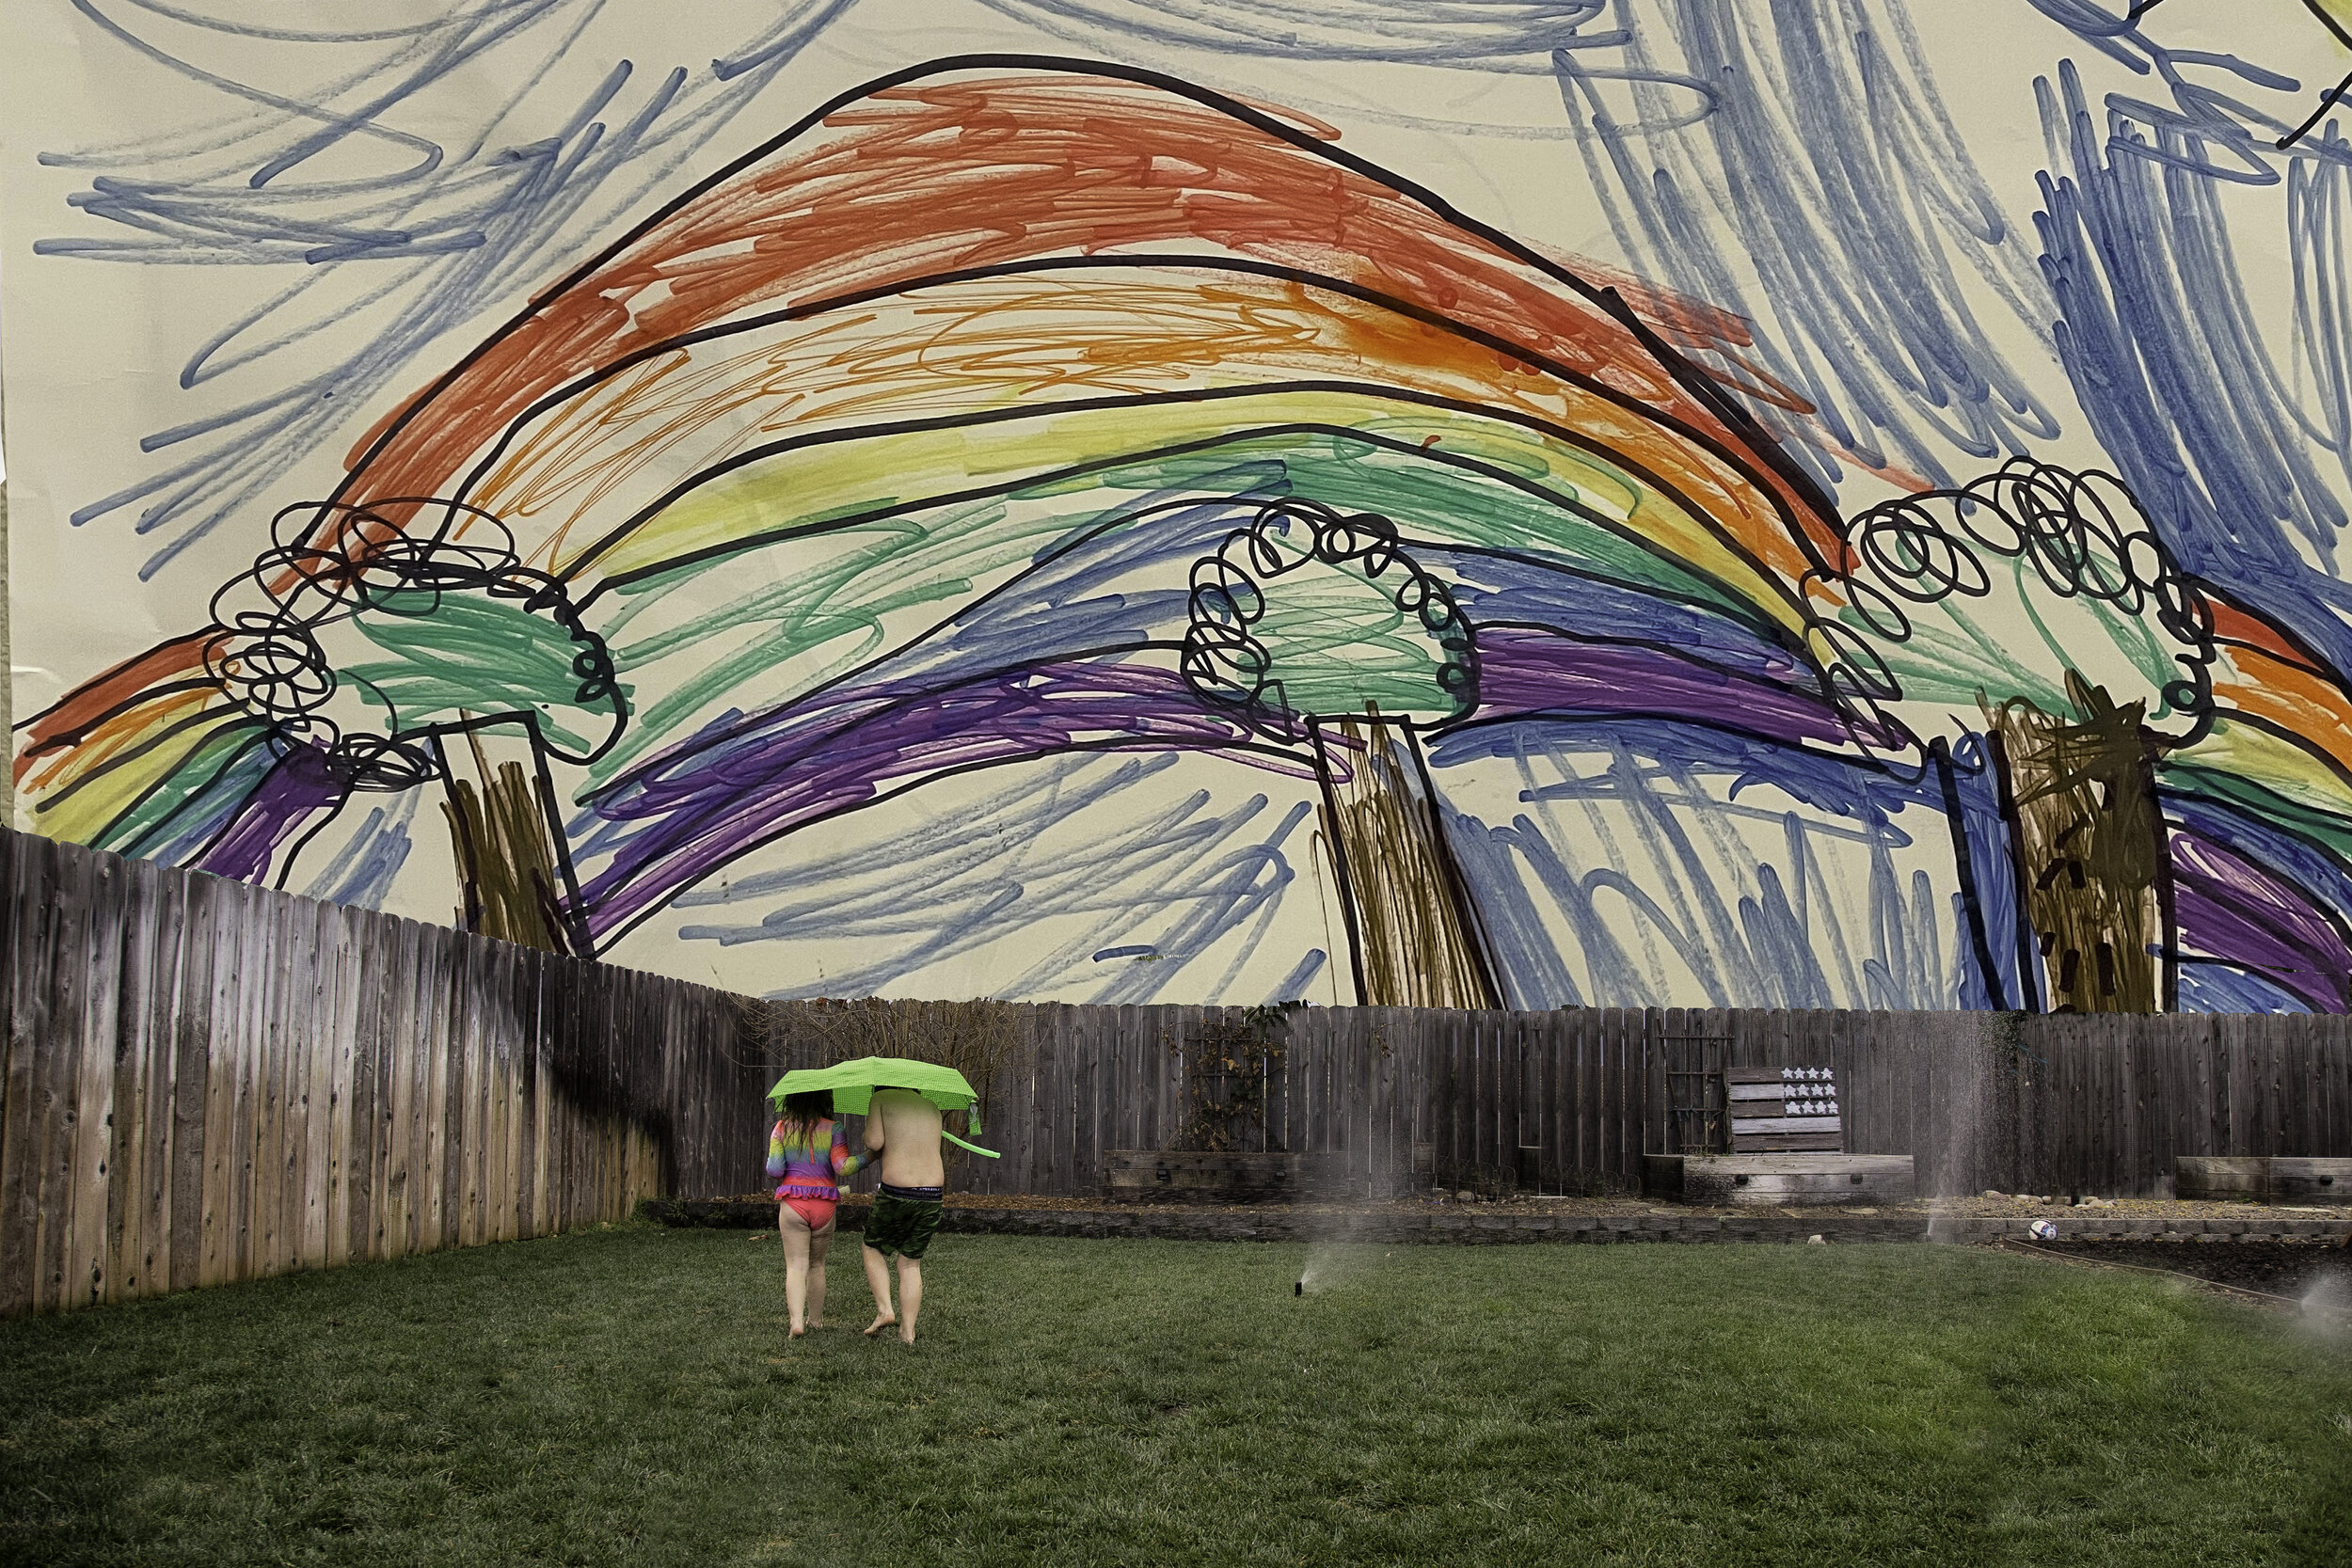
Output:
[3, 1227, 2349, 1566]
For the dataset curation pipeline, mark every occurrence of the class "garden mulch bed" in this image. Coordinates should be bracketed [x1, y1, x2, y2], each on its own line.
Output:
[2008, 1237, 2352, 1302]
[644, 1191, 2352, 1248]
[1940, 1191, 2352, 1220]
[683, 1189, 2352, 1222]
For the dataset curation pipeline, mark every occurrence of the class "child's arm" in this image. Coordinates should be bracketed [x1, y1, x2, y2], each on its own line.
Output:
[765, 1119, 789, 1181]
[830, 1120, 870, 1180]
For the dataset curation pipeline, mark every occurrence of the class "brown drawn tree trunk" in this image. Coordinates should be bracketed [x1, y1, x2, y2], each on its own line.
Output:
[438, 726, 575, 955]
[1987, 673, 2170, 1013]
[1311, 714, 1502, 1009]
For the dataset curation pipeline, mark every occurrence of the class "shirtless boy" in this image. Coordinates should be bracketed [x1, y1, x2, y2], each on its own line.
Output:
[859, 1085, 947, 1344]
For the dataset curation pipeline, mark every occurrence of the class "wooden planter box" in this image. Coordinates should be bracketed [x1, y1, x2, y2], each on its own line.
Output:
[1646, 1153, 1915, 1207]
[1104, 1150, 1335, 1204]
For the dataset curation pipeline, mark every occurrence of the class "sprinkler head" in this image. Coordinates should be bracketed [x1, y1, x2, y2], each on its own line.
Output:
[1295, 1280, 1304, 1297]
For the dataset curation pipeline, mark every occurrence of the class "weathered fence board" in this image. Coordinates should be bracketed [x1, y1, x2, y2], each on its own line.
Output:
[0, 830, 769, 1319]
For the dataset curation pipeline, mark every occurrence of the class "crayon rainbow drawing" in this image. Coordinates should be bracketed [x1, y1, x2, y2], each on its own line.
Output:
[19, 40, 2352, 1014]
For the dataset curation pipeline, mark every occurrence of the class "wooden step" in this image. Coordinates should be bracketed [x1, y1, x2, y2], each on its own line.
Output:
[1731, 1131, 1844, 1152]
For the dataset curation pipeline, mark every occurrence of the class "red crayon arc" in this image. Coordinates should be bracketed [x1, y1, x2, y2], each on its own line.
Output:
[24, 57, 1856, 819]
[324, 60, 1842, 578]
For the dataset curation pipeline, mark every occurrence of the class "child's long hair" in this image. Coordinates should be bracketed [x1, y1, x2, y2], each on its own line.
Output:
[774, 1089, 832, 1150]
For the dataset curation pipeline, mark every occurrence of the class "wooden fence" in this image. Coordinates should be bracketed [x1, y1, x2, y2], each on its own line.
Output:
[742, 1003, 1653, 1205]
[750, 1005, 2352, 1206]
[0, 829, 763, 1320]
[8, 827, 2352, 1320]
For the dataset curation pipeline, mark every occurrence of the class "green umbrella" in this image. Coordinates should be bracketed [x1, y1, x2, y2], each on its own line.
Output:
[768, 1056, 999, 1157]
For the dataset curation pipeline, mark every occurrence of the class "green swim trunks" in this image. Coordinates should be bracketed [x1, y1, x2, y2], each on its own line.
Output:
[866, 1184, 944, 1259]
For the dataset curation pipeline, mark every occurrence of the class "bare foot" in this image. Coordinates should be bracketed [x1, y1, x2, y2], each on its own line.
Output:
[863, 1312, 898, 1338]
[789, 1323, 805, 1338]
[898, 1324, 916, 1345]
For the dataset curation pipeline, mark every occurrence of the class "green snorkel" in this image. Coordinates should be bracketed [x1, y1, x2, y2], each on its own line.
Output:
[768, 1055, 1002, 1158]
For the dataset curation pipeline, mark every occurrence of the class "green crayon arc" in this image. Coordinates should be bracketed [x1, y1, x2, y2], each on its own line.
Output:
[572, 432, 1772, 791]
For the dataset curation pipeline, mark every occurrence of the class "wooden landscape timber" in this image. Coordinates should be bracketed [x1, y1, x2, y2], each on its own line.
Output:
[5, 831, 2352, 1317]
[2174, 1156, 2271, 1200]
[2175, 1155, 2352, 1203]
[2267, 1157, 2352, 1202]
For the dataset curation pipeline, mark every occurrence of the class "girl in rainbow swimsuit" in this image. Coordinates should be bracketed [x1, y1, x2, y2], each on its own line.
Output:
[766, 1090, 870, 1337]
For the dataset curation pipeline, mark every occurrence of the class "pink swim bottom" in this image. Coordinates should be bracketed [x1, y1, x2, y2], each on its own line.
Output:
[780, 1196, 836, 1232]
